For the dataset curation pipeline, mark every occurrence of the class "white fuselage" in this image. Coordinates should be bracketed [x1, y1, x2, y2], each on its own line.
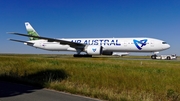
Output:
[27, 37, 170, 53]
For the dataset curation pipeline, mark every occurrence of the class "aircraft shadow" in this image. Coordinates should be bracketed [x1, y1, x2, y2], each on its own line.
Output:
[0, 69, 68, 98]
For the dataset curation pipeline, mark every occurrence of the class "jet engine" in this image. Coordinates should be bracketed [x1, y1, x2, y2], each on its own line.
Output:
[86, 45, 103, 55]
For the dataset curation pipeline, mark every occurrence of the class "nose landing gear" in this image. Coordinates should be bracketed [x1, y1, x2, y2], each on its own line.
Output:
[151, 54, 157, 59]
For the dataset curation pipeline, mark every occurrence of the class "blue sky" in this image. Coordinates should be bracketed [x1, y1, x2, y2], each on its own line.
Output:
[0, 0, 180, 55]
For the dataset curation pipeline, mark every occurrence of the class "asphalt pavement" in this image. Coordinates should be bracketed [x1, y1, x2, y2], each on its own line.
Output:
[0, 81, 101, 101]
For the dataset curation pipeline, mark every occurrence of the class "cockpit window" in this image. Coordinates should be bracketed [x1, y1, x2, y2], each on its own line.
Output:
[162, 42, 167, 44]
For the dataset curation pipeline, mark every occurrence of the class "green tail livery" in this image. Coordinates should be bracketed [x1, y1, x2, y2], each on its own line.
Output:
[25, 22, 39, 40]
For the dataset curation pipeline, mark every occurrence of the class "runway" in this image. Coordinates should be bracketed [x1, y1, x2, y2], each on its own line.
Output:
[0, 81, 100, 101]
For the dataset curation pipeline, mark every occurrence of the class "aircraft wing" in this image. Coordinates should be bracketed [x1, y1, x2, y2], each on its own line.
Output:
[8, 32, 85, 48]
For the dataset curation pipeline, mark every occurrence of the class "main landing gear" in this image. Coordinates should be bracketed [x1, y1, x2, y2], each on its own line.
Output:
[73, 54, 92, 57]
[74, 49, 92, 57]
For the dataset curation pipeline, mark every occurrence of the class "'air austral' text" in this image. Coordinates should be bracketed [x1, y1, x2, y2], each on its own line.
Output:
[71, 39, 121, 46]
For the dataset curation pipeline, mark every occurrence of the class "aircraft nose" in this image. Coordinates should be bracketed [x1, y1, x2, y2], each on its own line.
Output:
[167, 44, 170, 48]
[165, 44, 170, 49]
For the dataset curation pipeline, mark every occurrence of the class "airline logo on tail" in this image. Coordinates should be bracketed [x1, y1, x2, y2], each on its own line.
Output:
[133, 39, 147, 50]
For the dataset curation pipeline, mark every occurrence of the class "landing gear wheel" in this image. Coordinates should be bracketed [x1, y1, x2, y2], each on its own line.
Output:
[151, 55, 157, 59]
[166, 56, 171, 60]
[73, 54, 92, 57]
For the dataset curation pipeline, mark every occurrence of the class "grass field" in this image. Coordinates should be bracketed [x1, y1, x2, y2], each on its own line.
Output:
[0, 54, 180, 101]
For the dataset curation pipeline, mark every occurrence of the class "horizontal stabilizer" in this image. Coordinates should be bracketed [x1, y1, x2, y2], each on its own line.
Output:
[9, 39, 34, 45]
[8, 32, 85, 48]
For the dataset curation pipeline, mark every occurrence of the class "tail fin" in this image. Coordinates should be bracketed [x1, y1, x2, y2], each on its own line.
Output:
[25, 22, 39, 40]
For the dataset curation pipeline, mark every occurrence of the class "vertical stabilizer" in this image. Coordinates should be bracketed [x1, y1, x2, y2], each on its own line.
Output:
[25, 22, 39, 40]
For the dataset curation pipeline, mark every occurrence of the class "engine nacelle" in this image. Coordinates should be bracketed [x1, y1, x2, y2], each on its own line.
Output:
[86, 45, 103, 55]
[102, 51, 113, 55]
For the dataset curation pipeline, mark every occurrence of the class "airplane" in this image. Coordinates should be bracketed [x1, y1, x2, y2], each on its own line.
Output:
[112, 52, 129, 56]
[8, 22, 170, 59]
